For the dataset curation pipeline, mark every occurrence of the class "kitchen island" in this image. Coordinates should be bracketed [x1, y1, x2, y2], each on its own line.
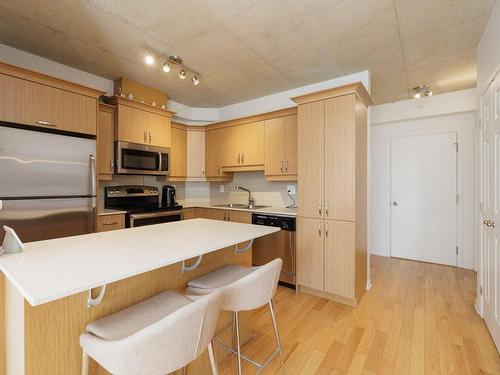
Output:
[0, 219, 279, 375]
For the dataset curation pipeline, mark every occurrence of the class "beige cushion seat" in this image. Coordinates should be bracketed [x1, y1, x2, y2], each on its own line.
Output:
[187, 264, 255, 290]
[86, 291, 191, 341]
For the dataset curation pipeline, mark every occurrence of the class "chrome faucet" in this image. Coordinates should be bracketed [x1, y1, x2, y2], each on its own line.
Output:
[235, 185, 255, 209]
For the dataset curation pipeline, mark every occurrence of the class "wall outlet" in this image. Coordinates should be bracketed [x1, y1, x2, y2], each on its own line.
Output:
[219, 185, 225, 193]
[287, 185, 296, 195]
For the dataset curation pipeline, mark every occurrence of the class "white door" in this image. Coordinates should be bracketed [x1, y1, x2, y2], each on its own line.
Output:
[390, 132, 458, 266]
[481, 73, 500, 350]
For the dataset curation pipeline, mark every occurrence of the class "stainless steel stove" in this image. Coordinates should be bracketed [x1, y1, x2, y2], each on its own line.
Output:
[104, 185, 183, 227]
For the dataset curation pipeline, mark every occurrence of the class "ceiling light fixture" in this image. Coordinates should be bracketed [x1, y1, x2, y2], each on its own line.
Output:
[162, 62, 170, 73]
[413, 85, 432, 99]
[191, 75, 200, 86]
[179, 68, 186, 80]
[144, 55, 155, 65]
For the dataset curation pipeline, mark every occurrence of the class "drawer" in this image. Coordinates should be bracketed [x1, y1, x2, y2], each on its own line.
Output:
[96, 213, 125, 232]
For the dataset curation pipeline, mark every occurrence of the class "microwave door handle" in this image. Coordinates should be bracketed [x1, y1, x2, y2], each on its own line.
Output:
[158, 151, 163, 172]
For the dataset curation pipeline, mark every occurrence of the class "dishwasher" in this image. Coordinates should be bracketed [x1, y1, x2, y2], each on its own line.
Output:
[251, 213, 296, 289]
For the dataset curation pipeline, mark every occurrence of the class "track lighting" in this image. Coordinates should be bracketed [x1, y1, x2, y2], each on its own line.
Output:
[191, 75, 200, 86]
[162, 62, 170, 73]
[144, 55, 155, 65]
[179, 68, 186, 80]
[413, 85, 432, 99]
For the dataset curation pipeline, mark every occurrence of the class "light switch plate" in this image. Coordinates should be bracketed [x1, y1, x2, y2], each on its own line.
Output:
[287, 185, 296, 195]
[219, 185, 225, 193]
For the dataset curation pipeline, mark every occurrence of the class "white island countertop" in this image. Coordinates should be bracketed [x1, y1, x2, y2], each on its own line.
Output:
[0, 219, 279, 306]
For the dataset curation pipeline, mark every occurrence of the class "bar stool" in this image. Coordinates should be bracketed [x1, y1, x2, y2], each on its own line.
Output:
[80, 290, 222, 375]
[186, 258, 284, 375]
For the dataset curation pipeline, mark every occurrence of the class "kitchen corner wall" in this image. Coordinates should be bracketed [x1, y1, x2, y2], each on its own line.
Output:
[209, 172, 297, 208]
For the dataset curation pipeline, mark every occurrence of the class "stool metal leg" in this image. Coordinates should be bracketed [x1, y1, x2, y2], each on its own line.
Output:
[269, 301, 285, 373]
[81, 350, 89, 375]
[235, 311, 243, 375]
[207, 342, 219, 375]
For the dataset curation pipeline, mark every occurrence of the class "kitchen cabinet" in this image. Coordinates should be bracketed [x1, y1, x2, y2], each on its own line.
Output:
[205, 128, 233, 181]
[195, 207, 226, 221]
[113, 96, 172, 148]
[0, 63, 102, 135]
[264, 114, 298, 180]
[182, 208, 195, 220]
[97, 103, 115, 180]
[169, 124, 187, 180]
[186, 128, 206, 180]
[220, 121, 265, 170]
[96, 213, 125, 232]
[292, 83, 372, 305]
[194, 208, 251, 224]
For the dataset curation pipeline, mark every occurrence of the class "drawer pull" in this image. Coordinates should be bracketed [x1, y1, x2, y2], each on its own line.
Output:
[36, 120, 57, 127]
[102, 222, 118, 226]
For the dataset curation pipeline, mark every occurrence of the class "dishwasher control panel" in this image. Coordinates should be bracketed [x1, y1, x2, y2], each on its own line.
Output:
[252, 214, 296, 231]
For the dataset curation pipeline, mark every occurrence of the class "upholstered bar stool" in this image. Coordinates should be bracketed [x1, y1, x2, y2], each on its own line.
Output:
[80, 290, 221, 375]
[186, 258, 284, 375]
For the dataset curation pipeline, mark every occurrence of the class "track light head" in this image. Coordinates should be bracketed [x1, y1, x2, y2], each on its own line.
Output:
[179, 68, 186, 80]
[144, 55, 155, 65]
[162, 62, 170, 73]
[191, 75, 200, 86]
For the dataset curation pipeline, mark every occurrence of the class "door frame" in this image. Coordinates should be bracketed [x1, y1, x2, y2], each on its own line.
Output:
[388, 131, 460, 266]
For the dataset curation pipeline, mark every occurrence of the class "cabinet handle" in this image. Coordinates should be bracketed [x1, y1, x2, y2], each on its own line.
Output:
[227, 213, 230, 221]
[286, 160, 288, 172]
[325, 223, 329, 237]
[241, 153, 244, 164]
[325, 201, 329, 216]
[280, 161, 284, 173]
[36, 120, 57, 127]
[237, 153, 241, 164]
[318, 201, 322, 215]
[223, 212, 226, 221]
[110, 159, 114, 172]
[149, 131, 152, 144]
[144, 131, 147, 143]
[102, 222, 118, 226]
[318, 224, 322, 237]
[217, 166, 220, 176]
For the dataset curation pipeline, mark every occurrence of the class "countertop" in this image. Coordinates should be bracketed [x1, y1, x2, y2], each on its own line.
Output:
[181, 202, 297, 217]
[0, 219, 279, 306]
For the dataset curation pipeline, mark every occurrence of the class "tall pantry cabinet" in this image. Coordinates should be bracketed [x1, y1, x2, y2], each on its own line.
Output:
[292, 83, 373, 306]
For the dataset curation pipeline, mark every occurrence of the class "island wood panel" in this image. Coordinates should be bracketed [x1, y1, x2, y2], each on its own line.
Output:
[0, 273, 5, 375]
[24, 246, 253, 375]
[324, 94, 356, 222]
[297, 101, 325, 219]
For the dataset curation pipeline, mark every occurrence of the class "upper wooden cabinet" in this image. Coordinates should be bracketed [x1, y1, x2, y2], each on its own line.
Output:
[169, 124, 187, 180]
[186, 128, 206, 180]
[205, 128, 233, 181]
[218, 121, 264, 169]
[292, 82, 372, 306]
[0, 62, 102, 135]
[97, 104, 115, 180]
[112, 96, 173, 148]
[264, 114, 297, 180]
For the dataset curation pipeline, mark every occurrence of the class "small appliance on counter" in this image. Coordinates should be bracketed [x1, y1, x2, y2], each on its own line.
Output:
[161, 185, 181, 209]
[105, 185, 182, 228]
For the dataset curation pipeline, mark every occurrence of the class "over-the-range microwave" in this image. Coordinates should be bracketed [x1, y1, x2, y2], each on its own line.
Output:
[116, 141, 170, 176]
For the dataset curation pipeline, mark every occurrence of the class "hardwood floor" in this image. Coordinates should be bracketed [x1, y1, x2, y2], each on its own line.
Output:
[218, 255, 500, 374]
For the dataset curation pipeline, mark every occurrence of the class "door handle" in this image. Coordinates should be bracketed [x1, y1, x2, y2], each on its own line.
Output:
[238, 153, 241, 164]
[241, 153, 244, 163]
[318, 224, 322, 236]
[325, 201, 329, 216]
[144, 131, 147, 143]
[325, 223, 329, 237]
[281, 161, 284, 173]
[149, 132, 152, 144]
[110, 159, 114, 172]
[318, 201, 322, 215]
[392, 201, 399, 206]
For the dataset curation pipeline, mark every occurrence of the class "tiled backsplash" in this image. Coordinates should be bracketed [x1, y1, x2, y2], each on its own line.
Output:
[210, 171, 297, 208]
[99, 171, 297, 209]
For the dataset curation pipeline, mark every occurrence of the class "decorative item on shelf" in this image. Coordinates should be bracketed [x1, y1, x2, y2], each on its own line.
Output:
[140, 100, 144, 103]
[152, 101, 156, 107]
[118, 87, 126, 98]
[161, 104, 166, 109]
[413, 84, 432, 99]
[127, 93, 134, 100]
[142, 51, 201, 86]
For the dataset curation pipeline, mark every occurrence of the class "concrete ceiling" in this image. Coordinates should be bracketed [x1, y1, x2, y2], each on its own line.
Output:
[0, 0, 494, 106]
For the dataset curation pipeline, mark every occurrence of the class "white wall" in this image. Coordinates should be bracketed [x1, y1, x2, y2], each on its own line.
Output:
[370, 89, 477, 269]
[477, 1, 500, 93]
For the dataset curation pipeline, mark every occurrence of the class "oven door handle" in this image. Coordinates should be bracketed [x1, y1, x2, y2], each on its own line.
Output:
[129, 210, 183, 227]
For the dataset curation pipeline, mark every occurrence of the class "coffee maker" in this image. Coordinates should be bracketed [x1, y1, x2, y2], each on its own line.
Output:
[161, 185, 181, 209]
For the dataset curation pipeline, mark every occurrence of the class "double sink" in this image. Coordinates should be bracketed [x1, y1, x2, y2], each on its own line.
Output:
[211, 203, 270, 210]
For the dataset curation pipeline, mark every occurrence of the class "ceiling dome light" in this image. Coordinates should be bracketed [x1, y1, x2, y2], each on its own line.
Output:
[144, 55, 155, 65]
[191, 75, 200, 86]
[162, 62, 170, 73]
[179, 68, 186, 80]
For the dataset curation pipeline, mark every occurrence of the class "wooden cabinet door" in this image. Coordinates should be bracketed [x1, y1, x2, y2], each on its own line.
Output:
[182, 208, 195, 220]
[226, 210, 251, 224]
[221, 126, 241, 167]
[297, 217, 324, 290]
[205, 129, 220, 177]
[169, 126, 187, 178]
[194, 208, 226, 221]
[297, 101, 325, 218]
[116, 105, 147, 144]
[264, 117, 286, 176]
[324, 220, 355, 299]
[187, 129, 205, 179]
[284, 114, 298, 175]
[147, 112, 171, 147]
[324, 95, 356, 221]
[0, 74, 36, 126]
[58, 90, 97, 135]
[96, 214, 125, 232]
[241, 121, 264, 166]
[97, 105, 115, 178]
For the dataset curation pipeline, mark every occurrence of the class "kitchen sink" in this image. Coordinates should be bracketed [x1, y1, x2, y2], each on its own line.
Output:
[211, 203, 270, 210]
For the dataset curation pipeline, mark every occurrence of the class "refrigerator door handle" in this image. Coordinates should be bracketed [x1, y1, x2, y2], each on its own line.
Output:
[90, 154, 96, 196]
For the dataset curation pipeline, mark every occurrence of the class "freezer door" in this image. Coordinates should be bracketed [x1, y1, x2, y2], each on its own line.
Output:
[0, 125, 96, 198]
[0, 197, 95, 243]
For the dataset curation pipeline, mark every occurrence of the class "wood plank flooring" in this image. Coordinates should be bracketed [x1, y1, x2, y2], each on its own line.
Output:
[218, 255, 500, 374]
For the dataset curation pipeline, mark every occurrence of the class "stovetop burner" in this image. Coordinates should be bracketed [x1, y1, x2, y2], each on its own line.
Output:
[104, 185, 182, 214]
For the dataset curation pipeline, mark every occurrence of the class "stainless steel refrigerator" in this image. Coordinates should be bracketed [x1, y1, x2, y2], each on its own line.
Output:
[0, 125, 96, 243]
